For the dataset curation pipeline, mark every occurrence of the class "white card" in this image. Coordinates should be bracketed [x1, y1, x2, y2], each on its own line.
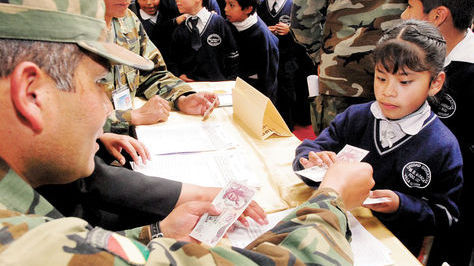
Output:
[362, 197, 391, 205]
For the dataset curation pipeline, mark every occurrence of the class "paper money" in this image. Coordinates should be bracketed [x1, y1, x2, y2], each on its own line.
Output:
[190, 180, 256, 246]
[295, 144, 369, 182]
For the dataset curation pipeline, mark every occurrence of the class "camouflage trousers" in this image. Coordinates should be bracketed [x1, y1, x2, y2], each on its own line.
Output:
[310, 94, 373, 135]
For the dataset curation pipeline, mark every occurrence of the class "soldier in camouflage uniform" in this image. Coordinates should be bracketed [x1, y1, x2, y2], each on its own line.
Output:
[103, 0, 219, 135]
[290, 0, 407, 135]
[0, 1, 376, 264]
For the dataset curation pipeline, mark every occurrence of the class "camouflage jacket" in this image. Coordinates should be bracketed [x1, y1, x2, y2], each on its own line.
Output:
[104, 9, 193, 134]
[291, 0, 407, 98]
[0, 167, 354, 265]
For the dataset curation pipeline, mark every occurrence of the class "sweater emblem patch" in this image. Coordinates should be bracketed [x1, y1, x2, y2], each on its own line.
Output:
[279, 15, 290, 25]
[433, 93, 456, 119]
[402, 161, 431, 188]
[207, 34, 222, 46]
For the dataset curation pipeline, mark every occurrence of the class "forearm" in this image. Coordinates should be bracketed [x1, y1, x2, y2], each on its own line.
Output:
[146, 188, 353, 265]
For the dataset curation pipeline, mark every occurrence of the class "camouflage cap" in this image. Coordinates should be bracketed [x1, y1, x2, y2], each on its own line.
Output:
[0, 0, 154, 70]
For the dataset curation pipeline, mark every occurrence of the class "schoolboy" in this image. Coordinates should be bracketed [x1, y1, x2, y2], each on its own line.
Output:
[258, 0, 312, 129]
[293, 20, 463, 256]
[167, 0, 239, 81]
[225, 0, 279, 103]
[402, 1, 474, 264]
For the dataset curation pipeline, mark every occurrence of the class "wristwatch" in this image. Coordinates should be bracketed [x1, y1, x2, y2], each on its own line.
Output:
[150, 221, 164, 239]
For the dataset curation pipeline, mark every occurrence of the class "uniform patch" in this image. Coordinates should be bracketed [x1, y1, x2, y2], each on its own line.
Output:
[86, 227, 148, 265]
[207, 34, 222, 46]
[402, 161, 431, 188]
[433, 93, 456, 118]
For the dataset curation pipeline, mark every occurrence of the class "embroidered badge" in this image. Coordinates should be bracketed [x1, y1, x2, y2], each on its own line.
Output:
[433, 93, 456, 118]
[207, 34, 222, 46]
[402, 161, 431, 188]
[279, 15, 290, 25]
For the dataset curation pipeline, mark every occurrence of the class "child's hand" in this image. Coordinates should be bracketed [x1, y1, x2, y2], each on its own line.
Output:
[364, 190, 400, 213]
[299, 151, 337, 168]
[268, 25, 277, 34]
[275, 22, 290, 35]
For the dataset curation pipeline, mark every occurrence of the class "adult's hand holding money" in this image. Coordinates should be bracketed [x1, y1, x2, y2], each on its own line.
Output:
[319, 162, 374, 210]
[160, 201, 221, 242]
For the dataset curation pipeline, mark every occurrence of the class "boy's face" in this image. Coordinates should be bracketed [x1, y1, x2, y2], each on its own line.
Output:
[401, 0, 429, 21]
[225, 0, 251, 22]
[176, 0, 200, 15]
[138, 0, 160, 15]
[373, 64, 435, 119]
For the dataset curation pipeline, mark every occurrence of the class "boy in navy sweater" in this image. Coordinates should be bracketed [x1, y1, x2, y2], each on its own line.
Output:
[402, 1, 474, 264]
[292, 20, 463, 256]
[167, 0, 239, 81]
[225, 0, 279, 103]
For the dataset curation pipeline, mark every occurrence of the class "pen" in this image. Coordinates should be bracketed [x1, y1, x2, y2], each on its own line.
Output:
[202, 97, 218, 121]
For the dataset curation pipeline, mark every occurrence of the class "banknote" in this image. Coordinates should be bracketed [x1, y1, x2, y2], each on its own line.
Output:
[295, 144, 369, 182]
[190, 180, 256, 246]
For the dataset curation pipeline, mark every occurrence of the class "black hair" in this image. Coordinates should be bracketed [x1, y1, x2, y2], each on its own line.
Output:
[421, 0, 474, 30]
[374, 20, 446, 79]
[235, 0, 259, 14]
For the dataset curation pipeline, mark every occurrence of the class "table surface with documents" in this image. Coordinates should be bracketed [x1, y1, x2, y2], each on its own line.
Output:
[133, 80, 422, 266]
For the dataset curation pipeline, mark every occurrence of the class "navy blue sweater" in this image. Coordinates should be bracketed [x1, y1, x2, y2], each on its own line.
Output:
[168, 14, 239, 81]
[232, 17, 279, 103]
[293, 102, 463, 254]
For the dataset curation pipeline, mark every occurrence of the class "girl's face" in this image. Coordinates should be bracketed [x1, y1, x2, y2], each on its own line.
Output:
[225, 0, 251, 22]
[373, 64, 444, 119]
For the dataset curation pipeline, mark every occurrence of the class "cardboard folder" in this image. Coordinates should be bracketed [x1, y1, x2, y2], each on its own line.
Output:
[232, 78, 292, 140]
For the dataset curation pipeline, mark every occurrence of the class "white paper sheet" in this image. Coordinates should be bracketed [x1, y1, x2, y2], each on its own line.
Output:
[136, 123, 236, 155]
[347, 212, 394, 266]
[132, 151, 261, 188]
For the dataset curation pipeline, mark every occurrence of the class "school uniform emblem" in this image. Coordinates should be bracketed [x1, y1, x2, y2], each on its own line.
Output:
[279, 15, 290, 25]
[402, 161, 431, 188]
[207, 34, 222, 46]
[433, 93, 456, 118]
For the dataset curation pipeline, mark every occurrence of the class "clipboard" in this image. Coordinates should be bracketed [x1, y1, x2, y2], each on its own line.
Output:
[232, 78, 292, 140]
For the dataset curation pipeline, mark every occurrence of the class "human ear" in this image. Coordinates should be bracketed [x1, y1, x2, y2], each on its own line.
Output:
[428, 71, 446, 97]
[243, 6, 253, 16]
[430, 6, 449, 27]
[10, 62, 44, 133]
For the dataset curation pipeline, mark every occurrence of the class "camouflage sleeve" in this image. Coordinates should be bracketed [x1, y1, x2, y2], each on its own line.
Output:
[290, 0, 327, 65]
[134, 13, 194, 109]
[0, 189, 352, 265]
[146, 187, 353, 265]
[103, 110, 132, 134]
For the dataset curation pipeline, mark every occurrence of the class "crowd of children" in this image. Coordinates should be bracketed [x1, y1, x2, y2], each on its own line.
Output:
[130, 0, 311, 130]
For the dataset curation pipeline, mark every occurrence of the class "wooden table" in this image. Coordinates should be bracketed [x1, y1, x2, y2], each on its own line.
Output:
[134, 81, 422, 265]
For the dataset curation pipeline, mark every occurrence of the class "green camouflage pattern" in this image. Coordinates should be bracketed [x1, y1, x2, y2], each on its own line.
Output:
[0, 167, 354, 265]
[0, 1, 153, 71]
[291, 0, 407, 98]
[104, 9, 193, 133]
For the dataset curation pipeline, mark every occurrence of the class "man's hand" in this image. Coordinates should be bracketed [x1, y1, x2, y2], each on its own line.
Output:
[99, 133, 151, 165]
[319, 161, 374, 210]
[299, 151, 337, 168]
[177, 184, 268, 226]
[176, 92, 220, 116]
[131, 95, 171, 125]
[160, 201, 220, 242]
[364, 189, 400, 213]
